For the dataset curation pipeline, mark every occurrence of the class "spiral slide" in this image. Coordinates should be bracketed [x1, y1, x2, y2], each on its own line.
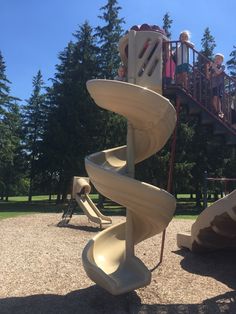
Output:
[177, 189, 236, 252]
[82, 79, 176, 295]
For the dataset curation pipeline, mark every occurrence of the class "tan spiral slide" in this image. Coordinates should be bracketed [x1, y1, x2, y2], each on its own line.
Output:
[81, 30, 177, 295]
[177, 189, 236, 252]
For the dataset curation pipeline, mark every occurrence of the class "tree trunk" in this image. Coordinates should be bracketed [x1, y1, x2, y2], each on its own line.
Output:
[28, 176, 33, 202]
[56, 193, 61, 204]
[195, 185, 202, 207]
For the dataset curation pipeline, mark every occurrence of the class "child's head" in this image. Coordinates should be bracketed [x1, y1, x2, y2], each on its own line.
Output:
[214, 53, 224, 65]
[179, 30, 191, 42]
[118, 64, 126, 77]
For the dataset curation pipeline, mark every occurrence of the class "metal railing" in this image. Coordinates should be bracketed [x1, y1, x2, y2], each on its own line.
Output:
[163, 41, 236, 130]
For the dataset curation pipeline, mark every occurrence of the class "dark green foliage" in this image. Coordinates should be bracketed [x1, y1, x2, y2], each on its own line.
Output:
[22, 70, 46, 201]
[226, 45, 236, 77]
[0, 52, 23, 200]
[95, 0, 126, 152]
[96, 0, 125, 79]
[40, 22, 103, 201]
[200, 27, 216, 60]
[162, 12, 173, 39]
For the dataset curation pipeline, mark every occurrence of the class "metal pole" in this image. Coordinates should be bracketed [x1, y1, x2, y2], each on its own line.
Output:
[159, 96, 181, 264]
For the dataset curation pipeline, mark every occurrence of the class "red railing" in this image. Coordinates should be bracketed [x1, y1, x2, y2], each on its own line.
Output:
[163, 41, 236, 130]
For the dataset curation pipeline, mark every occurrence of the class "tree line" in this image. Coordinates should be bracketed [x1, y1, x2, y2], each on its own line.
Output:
[0, 1, 236, 205]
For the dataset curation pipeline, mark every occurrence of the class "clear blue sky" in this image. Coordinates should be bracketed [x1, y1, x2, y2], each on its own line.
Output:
[1, 0, 236, 102]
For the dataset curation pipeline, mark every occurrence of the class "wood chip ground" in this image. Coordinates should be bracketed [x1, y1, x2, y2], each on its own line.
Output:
[0, 214, 235, 313]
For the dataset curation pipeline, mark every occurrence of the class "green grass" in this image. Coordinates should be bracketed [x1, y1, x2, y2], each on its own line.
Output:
[174, 214, 198, 220]
[0, 195, 67, 220]
[0, 211, 38, 219]
[7, 195, 57, 202]
[0, 194, 207, 220]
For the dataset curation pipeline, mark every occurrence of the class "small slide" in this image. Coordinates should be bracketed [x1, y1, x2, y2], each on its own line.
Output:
[177, 189, 236, 252]
[72, 177, 112, 229]
[82, 79, 177, 295]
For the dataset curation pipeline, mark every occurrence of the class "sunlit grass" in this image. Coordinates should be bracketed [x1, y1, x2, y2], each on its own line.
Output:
[8, 195, 57, 202]
[0, 194, 211, 220]
[0, 211, 37, 219]
[174, 215, 198, 220]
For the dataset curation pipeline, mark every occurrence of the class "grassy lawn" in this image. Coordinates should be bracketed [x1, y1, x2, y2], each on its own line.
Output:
[0, 195, 67, 220]
[0, 211, 37, 219]
[0, 194, 126, 220]
[0, 194, 206, 220]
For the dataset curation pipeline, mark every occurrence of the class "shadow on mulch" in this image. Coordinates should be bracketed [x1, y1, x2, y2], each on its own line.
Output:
[1, 286, 236, 314]
[0, 285, 139, 314]
[57, 222, 101, 233]
[174, 248, 236, 290]
[56, 218, 112, 232]
[132, 291, 236, 313]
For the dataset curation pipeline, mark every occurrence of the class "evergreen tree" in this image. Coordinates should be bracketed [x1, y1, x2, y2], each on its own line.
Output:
[1, 102, 24, 200]
[22, 70, 46, 201]
[200, 27, 216, 60]
[162, 12, 173, 39]
[95, 1, 126, 152]
[226, 45, 236, 77]
[41, 22, 101, 201]
[0, 51, 23, 200]
[96, 0, 125, 79]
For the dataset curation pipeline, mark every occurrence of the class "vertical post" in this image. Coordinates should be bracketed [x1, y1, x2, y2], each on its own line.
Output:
[159, 96, 181, 264]
[127, 30, 136, 85]
[125, 30, 136, 259]
[203, 170, 208, 209]
[125, 122, 135, 258]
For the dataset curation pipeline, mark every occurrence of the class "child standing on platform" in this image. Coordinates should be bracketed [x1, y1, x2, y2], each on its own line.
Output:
[206, 53, 225, 118]
[175, 30, 194, 89]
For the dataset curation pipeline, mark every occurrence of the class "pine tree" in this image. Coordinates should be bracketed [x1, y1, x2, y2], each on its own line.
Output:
[1, 102, 23, 200]
[226, 45, 236, 78]
[200, 27, 216, 60]
[22, 70, 46, 201]
[162, 12, 173, 39]
[95, 1, 126, 152]
[0, 51, 23, 200]
[96, 0, 125, 79]
[41, 22, 101, 201]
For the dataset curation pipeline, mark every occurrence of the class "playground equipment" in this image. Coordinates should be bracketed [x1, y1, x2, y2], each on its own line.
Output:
[177, 189, 236, 252]
[202, 173, 236, 208]
[62, 177, 112, 228]
[80, 23, 236, 295]
[82, 27, 177, 295]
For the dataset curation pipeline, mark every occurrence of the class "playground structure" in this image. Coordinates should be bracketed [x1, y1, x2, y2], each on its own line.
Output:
[82, 28, 177, 295]
[78, 25, 236, 295]
[62, 176, 112, 228]
[177, 189, 236, 252]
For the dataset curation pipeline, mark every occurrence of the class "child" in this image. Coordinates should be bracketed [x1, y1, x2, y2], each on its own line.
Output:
[175, 30, 194, 89]
[163, 43, 176, 86]
[206, 53, 225, 118]
[115, 64, 127, 81]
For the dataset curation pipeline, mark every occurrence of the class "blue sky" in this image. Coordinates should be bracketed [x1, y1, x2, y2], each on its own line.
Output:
[1, 0, 236, 102]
